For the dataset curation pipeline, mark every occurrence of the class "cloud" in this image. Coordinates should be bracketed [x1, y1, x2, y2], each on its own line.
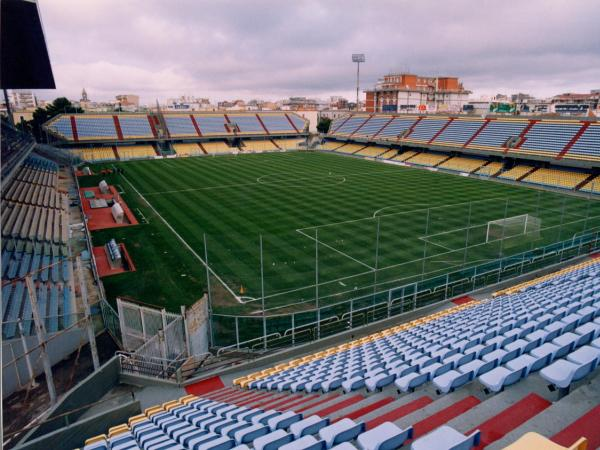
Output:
[35, 0, 600, 104]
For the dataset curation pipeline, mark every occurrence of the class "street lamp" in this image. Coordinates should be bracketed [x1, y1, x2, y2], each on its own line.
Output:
[352, 54, 365, 111]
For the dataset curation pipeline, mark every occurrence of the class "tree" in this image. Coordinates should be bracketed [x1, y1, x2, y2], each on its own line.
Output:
[20, 97, 83, 142]
[317, 117, 332, 134]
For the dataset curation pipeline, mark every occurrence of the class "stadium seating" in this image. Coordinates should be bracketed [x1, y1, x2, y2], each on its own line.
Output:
[235, 258, 600, 399]
[70, 147, 117, 162]
[333, 143, 367, 155]
[258, 114, 298, 134]
[466, 120, 529, 152]
[45, 113, 308, 142]
[376, 117, 420, 140]
[172, 143, 206, 156]
[437, 156, 486, 173]
[2, 155, 74, 339]
[579, 177, 600, 193]
[521, 168, 590, 190]
[332, 116, 371, 136]
[563, 124, 600, 162]
[74, 116, 118, 140]
[321, 141, 346, 151]
[474, 161, 503, 176]
[242, 140, 279, 152]
[351, 115, 394, 138]
[327, 114, 600, 166]
[513, 122, 583, 158]
[503, 432, 588, 450]
[497, 165, 534, 181]
[391, 151, 417, 162]
[431, 119, 485, 147]
[231, 115, 264, 134]
[404, 118, 449, 144]
[79, 393, 484, 450]
[164, 115, 199, 137]
[272, 138, 305, 150]
[378, 149, 398, 159]
[116, 145, 157, 160]
[118, 116, 155, 139]
[354, 146, 389, 158]
[405, 152, 448, 167]
[203, 141, 235, 154]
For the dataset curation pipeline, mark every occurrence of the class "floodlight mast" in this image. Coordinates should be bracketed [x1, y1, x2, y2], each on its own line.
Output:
[352, 54, 365, 111]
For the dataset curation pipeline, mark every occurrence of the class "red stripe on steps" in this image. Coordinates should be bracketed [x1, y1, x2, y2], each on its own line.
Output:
[451, 296, 475, 305]
[296, 394, 341, 413]
[272, 394, 320, 411]
[342, 397, 395, 421]
[184, 376, 225, 396]
[551, 404, 600, 450]
[212, 389, 255, 402]
[313, 395, 364, 418]
[366, 396, 433, 430]
[244, 393, 287, 408]
[205, 388, 237, 400]
[468, 393, 551, 449]
[253, 394, 301, 410]
[236, 392, 276, 407]
[413, 396, 481, 437]
[217, 390, 265, 405]
[202, 386, 233, 398]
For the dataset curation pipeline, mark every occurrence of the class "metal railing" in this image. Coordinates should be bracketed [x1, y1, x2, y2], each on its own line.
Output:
[212, 230, 600, 351]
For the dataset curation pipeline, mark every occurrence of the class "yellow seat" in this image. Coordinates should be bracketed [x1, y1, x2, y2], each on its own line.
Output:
[502, 432, 587, 450]
[405, 152, 448, 167]
[498, 165, 534, 180]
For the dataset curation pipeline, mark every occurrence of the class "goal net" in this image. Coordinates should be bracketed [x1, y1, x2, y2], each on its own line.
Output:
[486, 214, 541, 243]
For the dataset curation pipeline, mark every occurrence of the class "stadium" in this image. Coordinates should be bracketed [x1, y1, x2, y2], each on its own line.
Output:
[2, 1, 600, 450]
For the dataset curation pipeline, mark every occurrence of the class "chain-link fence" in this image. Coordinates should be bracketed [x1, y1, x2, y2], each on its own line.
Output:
[116, 297, 182, 352]
[212, 225, 600, 352]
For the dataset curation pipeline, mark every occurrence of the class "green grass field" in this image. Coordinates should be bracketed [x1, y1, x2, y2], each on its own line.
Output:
[84, 151, 600, 315]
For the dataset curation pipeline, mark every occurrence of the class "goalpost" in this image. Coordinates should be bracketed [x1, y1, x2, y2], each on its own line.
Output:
[486, 214, 541, 243]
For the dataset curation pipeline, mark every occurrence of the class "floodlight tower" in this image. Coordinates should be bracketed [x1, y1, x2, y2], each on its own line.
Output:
[352, 53, 365, 111]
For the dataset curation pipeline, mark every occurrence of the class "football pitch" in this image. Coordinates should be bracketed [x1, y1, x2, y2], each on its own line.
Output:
[85, 151, 600, 314]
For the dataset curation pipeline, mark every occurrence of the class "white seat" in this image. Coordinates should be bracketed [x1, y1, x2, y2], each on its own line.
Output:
[253, 429, 294, 450]
[318, 418, 365, 449]
[355, 422, 413, 450]
[410, 425, 480, 450]
[290, 415, 330, 439]
[478, 366, 526, 393]
[267, 411, 303, 431]
[279, 435, 326, 450]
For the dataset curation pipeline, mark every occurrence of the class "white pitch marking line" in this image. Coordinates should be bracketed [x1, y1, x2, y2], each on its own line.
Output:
[120, 173, 246, 304]
[296, 228, 375, 271]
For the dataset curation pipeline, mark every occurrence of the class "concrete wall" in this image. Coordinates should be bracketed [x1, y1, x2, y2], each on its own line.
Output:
[186, 295, 209, 355]
[20, 356, 120, 443]
[14, 401, 140, 450]
[3, 326, 89, 399]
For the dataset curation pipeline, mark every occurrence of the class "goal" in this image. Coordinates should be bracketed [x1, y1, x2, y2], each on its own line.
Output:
[486, 214, 541, 243]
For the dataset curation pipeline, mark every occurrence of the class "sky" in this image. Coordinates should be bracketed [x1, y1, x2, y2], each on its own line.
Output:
[36, 0, 600, 105]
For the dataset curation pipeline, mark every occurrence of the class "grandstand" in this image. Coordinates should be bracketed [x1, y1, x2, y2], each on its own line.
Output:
[43, 112, 309, 162]
[438, 156, 486, 174]
[62, 257, 600, 450]
[325, 113, 600, 192]
[1, 154, 75, 340]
